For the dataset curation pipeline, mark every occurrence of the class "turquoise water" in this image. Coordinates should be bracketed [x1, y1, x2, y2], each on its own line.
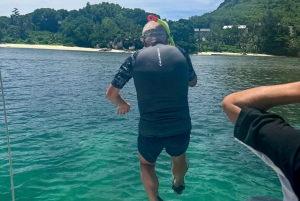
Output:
[0, 48, 299, 201]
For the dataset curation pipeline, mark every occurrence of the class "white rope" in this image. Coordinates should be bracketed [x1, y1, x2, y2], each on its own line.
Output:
[0, 70, 15, 201]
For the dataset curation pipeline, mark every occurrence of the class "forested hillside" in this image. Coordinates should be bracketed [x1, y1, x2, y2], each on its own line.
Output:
[1, 1, 300, 56]
[0, 3, 197, 53]
[190, 0, 300, 56]
[192, 0, 300, 26]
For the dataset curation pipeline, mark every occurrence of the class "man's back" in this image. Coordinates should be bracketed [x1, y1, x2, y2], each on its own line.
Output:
[132, 44, 192, 137]
[106, 19, 197, 200]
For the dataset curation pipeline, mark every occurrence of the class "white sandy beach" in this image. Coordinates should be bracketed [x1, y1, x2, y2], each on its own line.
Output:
[196, 52, 274, 57]
[0, 43, 275, 57]
[0, 43, 128, 53]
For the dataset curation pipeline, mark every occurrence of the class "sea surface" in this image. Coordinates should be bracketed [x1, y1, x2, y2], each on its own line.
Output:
[0, 48, 299, 201]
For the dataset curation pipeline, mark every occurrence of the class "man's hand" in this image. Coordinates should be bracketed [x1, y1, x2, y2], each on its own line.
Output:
[106, 84, 132, 115]
[189, 74, 197, 87]
[117, 102, 131, 115]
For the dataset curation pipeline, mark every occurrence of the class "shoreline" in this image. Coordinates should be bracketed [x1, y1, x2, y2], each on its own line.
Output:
[0, 43, 131, 53]
[196, 52, 274, 57]
[0, 43, 275, 57]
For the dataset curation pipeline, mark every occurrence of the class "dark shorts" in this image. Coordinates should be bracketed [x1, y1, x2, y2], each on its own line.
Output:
[138, 131, 190, 163]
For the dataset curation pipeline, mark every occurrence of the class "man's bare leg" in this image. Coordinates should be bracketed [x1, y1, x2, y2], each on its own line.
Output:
[138, 153, 159, 201]
[171, 152, 188, 188]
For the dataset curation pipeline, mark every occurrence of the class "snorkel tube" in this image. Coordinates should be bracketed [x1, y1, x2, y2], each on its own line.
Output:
[147, 15, 175, 46]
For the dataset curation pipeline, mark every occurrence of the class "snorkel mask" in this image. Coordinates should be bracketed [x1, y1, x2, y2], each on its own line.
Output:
[146, 15, 175, 46]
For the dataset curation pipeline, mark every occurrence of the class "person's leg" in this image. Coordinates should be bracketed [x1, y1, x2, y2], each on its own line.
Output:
[171, 152, 188, 188]
[165, 131, 190, 194]
[138, 135, 164, 201]
[139, 153, 159, 201]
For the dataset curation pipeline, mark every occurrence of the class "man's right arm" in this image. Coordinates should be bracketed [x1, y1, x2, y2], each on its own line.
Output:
[186, 53, 197, 87]
[177, 46, 197, 87]
[187, 56, 197, 87]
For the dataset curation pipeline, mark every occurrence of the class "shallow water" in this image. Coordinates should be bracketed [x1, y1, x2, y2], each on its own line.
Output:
[0, 48, 299, 201]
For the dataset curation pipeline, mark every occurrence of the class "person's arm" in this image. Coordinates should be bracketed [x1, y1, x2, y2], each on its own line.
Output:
[222, 81, 300, 125]
[106, 54, 136, 115]
[186, 55, 197, 87]
[106, 84, 130, 115]
[189, 75, 197, 87]
[177, 46, 197, 87]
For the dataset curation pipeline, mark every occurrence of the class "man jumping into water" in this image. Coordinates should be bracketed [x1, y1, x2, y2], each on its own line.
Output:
[106, 20, 197, 201]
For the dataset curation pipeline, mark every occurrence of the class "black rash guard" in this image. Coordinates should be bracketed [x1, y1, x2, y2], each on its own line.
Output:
[111, 43, 196, 137]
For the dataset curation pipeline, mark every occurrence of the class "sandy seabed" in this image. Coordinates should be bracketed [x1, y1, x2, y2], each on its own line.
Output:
[0, 43, 275, 57]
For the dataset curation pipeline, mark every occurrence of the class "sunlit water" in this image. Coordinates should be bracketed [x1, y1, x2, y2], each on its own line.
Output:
[0, 48, 299, 201]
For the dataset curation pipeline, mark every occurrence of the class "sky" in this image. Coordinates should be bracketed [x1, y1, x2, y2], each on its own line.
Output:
[0, 0, 224, 21]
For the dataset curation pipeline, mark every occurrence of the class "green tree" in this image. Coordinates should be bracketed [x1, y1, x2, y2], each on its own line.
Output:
[60, 16, 94, 47]
[32, 8, 61, 32]
[57, 9, 69, 21]
[257, 11, 290, 55]
[0, 30, 3, 42]
[287, 36, 300, 56]
[169, 19, 197, 53]
[11, 8, 20, 25]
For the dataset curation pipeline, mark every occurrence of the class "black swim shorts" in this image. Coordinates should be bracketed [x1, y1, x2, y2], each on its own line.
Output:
[138, 131, 190, 163]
